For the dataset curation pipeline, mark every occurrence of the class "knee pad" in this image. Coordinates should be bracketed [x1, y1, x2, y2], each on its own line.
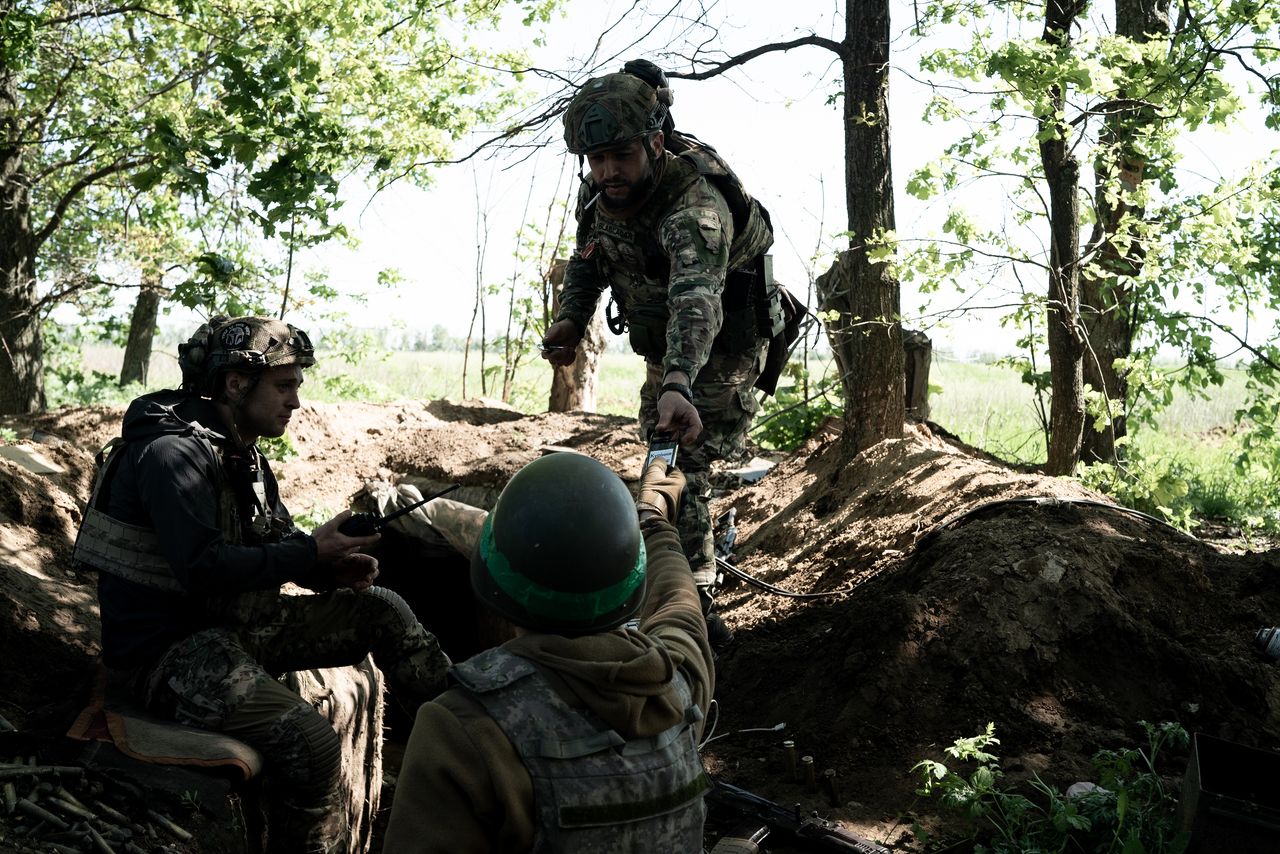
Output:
[361, 586, 417, 635]
[264, 702, 342, 803]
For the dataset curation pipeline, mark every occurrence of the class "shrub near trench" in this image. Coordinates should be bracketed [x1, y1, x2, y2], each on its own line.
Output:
[912, 722, 1191, 854]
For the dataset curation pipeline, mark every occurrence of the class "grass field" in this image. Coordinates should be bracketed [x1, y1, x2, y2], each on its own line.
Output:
[76, 343, 1270, 530]
[81, 344, 1248, 445]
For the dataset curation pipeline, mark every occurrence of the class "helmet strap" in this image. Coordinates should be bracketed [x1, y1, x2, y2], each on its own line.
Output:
[218, 371, 261, 448]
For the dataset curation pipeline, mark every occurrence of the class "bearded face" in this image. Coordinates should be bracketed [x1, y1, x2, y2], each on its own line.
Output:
[587, 136, 660, 211]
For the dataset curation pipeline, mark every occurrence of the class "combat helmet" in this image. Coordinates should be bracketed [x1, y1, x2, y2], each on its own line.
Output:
[178, 315, 315, 397]
[471, 453, 646, 636]
[563, 62, 674, 155]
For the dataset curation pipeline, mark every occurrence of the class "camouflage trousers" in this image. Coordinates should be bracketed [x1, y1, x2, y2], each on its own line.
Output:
[139, 587, 449, 854]
[639, 344, 764, 587]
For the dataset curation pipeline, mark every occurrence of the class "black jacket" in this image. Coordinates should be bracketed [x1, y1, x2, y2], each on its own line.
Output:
[97, 391, 318, 669]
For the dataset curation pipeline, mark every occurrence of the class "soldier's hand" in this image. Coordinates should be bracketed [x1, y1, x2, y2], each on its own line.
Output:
[636, 459, 687, 523]
[656, 391, 703, 446]
[540, 319, 582, 367]
[330, 553, 380, 592]
[313, 510, 380, 566]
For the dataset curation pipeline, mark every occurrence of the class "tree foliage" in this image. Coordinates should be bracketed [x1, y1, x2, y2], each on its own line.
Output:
[1, 0, 558, 412]
[902, 0, 1280, 474]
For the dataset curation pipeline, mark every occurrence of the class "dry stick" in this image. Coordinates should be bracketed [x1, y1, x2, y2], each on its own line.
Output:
[87, 825, 118, 854]
[145, 809, 193, 841]
[15, 797, 70, 830]
[91, 799, 130, 826]
[46, 795, 97, 823]
[54, 785, 88, 811]
[0, 765, 85, 780]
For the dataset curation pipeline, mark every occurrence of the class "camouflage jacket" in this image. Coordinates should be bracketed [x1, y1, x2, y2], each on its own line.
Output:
[557, 148, 773, 382]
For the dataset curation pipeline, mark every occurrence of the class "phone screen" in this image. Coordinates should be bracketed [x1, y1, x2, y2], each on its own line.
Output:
[646, 439, 679, 469]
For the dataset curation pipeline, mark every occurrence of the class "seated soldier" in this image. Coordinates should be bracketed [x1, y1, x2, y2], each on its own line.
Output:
[383, 452, 713, 852]
[73, 315, 450, 853]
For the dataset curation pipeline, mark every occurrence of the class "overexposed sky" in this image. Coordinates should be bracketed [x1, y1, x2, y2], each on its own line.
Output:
[294, 0, 1276, 358]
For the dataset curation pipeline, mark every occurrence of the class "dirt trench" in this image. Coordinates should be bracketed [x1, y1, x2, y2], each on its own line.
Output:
[2, 401, 1278, 851]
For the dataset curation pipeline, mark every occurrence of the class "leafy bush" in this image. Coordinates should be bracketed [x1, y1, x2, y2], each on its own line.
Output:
[1077, 446, 1195, 532]
[43, 321, 140, 408]
[1079, 432, 1280, 535]
[913, 722, 1190, 854]
[258, 433, 298, 464]
[753, 362, 842, 451]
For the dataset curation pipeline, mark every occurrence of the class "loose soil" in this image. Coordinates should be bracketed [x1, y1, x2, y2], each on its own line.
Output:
[2, 398, 1279, 851]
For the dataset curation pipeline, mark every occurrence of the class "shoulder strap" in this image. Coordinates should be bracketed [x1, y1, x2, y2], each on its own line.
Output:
[87, 437, 129, 512]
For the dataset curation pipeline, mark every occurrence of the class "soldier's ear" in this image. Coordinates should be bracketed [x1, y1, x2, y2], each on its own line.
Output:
[651, 131, 665, 157]
[223, 371, 252, 402]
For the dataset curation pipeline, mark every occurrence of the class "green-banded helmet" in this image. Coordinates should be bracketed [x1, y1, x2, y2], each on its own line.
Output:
[563, 69, 672, 155]
[178, 315, 316, 397]
[470, 453, 646, 636]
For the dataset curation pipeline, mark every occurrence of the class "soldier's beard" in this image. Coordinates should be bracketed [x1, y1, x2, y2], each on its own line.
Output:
[600, 163, 658, 213]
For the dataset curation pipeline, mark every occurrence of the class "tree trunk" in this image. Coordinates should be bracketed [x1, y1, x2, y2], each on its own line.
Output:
[548, 259, 606, 412]
[0, 65, 45, 414]
[817, 0, 904, 456]
[1041, 0, 1089, 476]
[120, 276, 163, 386]
[1079, 0, 1171, 463]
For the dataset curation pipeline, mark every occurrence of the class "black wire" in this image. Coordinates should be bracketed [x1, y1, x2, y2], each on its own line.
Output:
[716, 556, 854, 599]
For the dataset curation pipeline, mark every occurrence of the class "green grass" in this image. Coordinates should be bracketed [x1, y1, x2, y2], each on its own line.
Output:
[76, 346, 1253, 443]
[65, 344, 1278, 532]
[80, 344, 647, 414]
[928, 358, 1049, 463]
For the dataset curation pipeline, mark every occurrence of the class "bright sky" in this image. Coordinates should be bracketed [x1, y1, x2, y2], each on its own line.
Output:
[297, 0, 1277, 359]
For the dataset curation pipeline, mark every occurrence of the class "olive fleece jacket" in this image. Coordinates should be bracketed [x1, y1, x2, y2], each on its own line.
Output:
[382, 517, 713, 853]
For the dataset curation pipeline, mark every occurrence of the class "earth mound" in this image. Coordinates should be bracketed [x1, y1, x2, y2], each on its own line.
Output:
[705, 422, 1280, 843]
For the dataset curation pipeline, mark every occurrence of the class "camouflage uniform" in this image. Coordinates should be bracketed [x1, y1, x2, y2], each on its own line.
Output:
[76, 380, 449, 853]
[557, 152, 772, 584]
[141, 588, 446, 851]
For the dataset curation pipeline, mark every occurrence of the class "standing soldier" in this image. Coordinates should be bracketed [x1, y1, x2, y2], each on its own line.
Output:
[384, 452, 713, 851]
[541, 60, 784, 647]
[73, 316, 450, 852]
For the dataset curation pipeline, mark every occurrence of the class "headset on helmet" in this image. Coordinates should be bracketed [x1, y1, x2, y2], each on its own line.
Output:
[178, 315, 316, 397]
[563, 61, 675, 156]
[470, 453, 646, 636]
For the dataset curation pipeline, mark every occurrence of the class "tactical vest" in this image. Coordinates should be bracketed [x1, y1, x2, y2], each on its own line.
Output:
[452, 646, 710, 853]
[577, 138, 781, 363]
[73, 405, 292, 624]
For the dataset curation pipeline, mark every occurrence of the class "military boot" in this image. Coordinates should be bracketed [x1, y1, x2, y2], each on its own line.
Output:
[697, 585, 734, 651]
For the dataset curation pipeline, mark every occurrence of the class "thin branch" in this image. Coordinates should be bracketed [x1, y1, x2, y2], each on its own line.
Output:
[1170, 312, 1280, 372]
[38, 4, 150, 27]
[34, 155, 151, 248]
[667, 34, 849, 80]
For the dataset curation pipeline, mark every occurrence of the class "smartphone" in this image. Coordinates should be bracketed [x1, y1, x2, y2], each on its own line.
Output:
[646, 432, 679, 469]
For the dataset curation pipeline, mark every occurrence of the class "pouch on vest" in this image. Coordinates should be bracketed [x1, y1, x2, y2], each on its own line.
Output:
[714, 267, 760, 355]
[755, 283, 807, 396]
[627, 301, 668, 362]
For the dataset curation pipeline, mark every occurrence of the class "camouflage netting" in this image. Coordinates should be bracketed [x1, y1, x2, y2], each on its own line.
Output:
[287, 661, 384, 854]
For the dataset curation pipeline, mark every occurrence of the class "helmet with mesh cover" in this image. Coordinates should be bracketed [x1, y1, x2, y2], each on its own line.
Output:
[563, 68, 673, 155]
[178, 316, 315, 397]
